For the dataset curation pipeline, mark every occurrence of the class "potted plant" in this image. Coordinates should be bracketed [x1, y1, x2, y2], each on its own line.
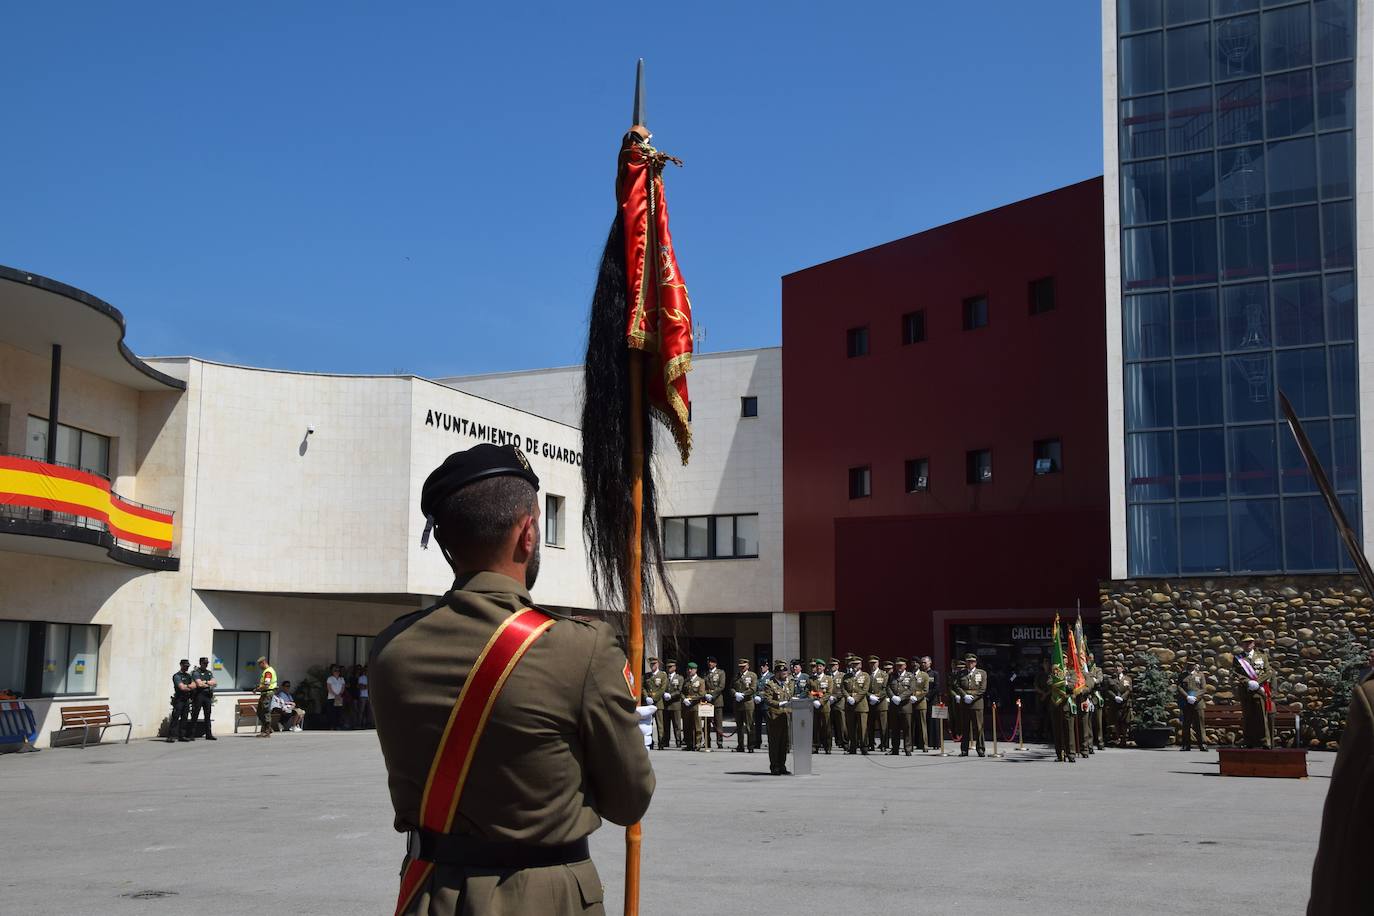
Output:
[1129, 653, 1175, 749]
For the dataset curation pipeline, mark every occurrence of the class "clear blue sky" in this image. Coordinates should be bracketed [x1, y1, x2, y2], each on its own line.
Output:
[1, 3, 1103, 377]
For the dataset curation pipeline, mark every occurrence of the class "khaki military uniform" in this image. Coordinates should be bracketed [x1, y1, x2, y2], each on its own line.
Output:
[1072, 671, 1095, 756]
[1234, 649, 1274, 749]
[867, 667, 889, 750]
[1088, 664, 1106, 750]
[842, 668, 871, 754]
[827, 667, 847, 751]
[732, 669, 758, 752]
[704, 665, 727, 748]
[662, 670, 684, 747]
[1049, 669, 1075, 762]
[643, 667, 669, 750]
[1178, 670, 1208, 750]
[680, 672, 707, 751]
[954, 667, 988, 756]
[762, 672, 793, 775]
[909, 669, 930, 752]
[808, 672, 832, 752]
[886, 670, 915, 754]
[371, 571, 653, 916]
[1307, 672, 1374, 914]
[1101, 672, 1132, 747]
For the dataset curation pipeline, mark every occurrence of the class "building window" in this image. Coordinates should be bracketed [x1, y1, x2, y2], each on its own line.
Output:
[846, 326, 869, 357]
[741, 396, 759, 418]
[848, 466, 871, 499]
[962, 296, 989, 330]
[0, 620, 100, 697]
[336, 635, 374, 668]
[662, 513, 760, 560]
[211, 629, 270, 691]
[966, 449, 992, 485]
[1034, 438, 1063, 474]
[25, 416, 111, 477]
[544, 494, 565, 547]
[905, 458, 930, 493]
[1029, 277, 1056, 315]
[901, 310, 926, 345]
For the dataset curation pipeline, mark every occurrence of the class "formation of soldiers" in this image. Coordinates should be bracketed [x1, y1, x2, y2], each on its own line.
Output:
[1036, 655, 1135, 762]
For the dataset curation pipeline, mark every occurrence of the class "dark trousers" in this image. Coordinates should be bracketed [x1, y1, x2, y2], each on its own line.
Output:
[168, 697, 190, 739]
[1106, 702, 1131, 746]
[663, 706, 682, 747]
[1076, 705, 1094, 754]
[867, 709, 886, 749]
[1181, 703, 1207, 748]
[1091, 704, 1105, 748]
[734, 702, 754, 750]
[188, 693, 213, 737]
[1241, 694, 1272, 748]
[753, 703, 766, 748]
[911, 702, 928, 751]
[844, 707, 867, 753]
[888, 707, 912, 753]
[712, 704, 725, 746]
[766, 714, 790, 774]
[813, 701, 831, 750]
[1052, 709, 1074, 760]
[960, 705, 986, 755]
[829, 704, 846, 749]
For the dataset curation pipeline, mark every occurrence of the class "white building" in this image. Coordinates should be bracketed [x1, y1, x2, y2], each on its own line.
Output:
[0, 266, 790, 747]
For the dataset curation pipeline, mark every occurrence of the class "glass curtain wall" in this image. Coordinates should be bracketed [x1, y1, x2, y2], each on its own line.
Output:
[1119, 0, 1360, 575]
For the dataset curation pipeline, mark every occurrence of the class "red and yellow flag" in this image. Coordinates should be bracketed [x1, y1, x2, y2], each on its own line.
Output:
[618, 136, 693, 462]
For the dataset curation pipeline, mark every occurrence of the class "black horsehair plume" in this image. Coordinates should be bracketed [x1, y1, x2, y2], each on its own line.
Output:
[581, 197, 680, 627]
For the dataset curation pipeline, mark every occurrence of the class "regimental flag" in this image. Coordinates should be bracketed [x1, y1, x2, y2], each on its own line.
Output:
[1050, 614, 1067, 692]
[1066, 617, 1087, 692]
[1074, 613, 1090, 675]
[618, 134, 693, 462]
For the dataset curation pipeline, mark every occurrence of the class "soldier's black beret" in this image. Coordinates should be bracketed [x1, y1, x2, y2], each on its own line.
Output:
[706, 656, 717, 663]
[420, 444, 540, 519]
[790, 658, 802, 666]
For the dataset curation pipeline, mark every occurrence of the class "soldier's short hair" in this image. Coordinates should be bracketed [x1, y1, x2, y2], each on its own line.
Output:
[434, 475, 538, 565]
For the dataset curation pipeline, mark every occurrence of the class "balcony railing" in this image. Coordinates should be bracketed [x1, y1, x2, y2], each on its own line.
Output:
[0, 453, 177, 567]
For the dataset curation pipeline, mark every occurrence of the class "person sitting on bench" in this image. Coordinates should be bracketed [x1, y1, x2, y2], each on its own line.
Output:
[271, 681, 305, 732]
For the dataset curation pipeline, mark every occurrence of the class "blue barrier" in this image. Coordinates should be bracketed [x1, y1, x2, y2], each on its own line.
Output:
[0, 700, 39, 746]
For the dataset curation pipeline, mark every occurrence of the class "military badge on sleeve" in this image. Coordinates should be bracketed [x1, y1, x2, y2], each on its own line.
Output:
[623, 660, 636, 697]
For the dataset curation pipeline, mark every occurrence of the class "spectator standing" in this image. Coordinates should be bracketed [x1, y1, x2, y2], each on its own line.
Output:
[326, 664, 347, 730]
[356, 664, 372, 728]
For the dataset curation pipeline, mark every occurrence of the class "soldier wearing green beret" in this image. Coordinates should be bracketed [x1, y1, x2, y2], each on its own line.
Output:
[762, 660, 793, 775]
[372, 443, 653, 915]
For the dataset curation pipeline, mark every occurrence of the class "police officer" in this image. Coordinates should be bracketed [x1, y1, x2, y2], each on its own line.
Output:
[662, 660, 684, 748]
[762, 660, 793, 775]
[704, 656, 726, 750]
[189, 656, 217, 741]
[732, 658, 758, 753]
[167, 659, 194, 742]
[371, 443, 652, 914]
[643, 657, 668, 749]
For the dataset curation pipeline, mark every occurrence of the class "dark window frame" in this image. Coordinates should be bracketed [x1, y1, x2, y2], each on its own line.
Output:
[962, 296, 989, 331]
[740, 396, 759, 418]
[1029, 277, 1056, 315]
[848, 466, 872, 499]
[846, 326, 870, 358]
[966, 449, 993, 485]
[1, 619, 103, 698]
[1034, 437, 1064, 474]
[904, 457, 930, 493]
[901, 310, 927, 345]
[662, 513, 761, 560]
[212, 629, 271, 692]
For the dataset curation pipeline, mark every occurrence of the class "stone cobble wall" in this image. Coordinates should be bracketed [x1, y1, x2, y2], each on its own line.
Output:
[1099, 576, 1371, 748]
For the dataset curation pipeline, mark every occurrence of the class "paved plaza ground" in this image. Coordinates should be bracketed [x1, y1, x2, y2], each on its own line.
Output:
[2, 731, 1333, 915]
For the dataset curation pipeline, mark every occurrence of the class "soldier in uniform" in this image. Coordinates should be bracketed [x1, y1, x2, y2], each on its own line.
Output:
[167, 659, 194, 743]
[909, 657, 930, 752]
[808, 659, 831, 753]
[886, 657, 915, 756]
[704, 656, 726, 750]
[1087, 654, 1106, 750]
[1178, 660, 1209, 751]
[680, 662, 706, 751]
[841, 655, 870, 755]
[371, 443, 653, 915]
[1234, 635, 1274, 749]
[188, 656, 217, 741]
[662, 660, 684, 748]
[254, 656, 277, 738]
[954, 653, 988, 757]
[918, 656, 937, 748]
[1307, 666, 1374, 913]
[826, 658, 846, 752]
[752, 661, 768, 750]
[1049, 662, 1076, 763]
[762, 659, 793, 775]
[865, 656, 888, 751]
[643, 657, 668, 750]
[731, 658, 758, 753]
[1100, 661, 1133, 747]
[1072, 664, 1095, 758]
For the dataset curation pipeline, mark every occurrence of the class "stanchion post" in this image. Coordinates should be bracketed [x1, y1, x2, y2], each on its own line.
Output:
[937, 705, 948, 757]
[1015, 698, 1026, 751]
[991, 703, 1001, 758]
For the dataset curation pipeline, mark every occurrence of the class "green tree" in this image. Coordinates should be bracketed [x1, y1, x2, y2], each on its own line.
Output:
[1131, 653, 1174, 728]
[1317, 639, 1367, 739]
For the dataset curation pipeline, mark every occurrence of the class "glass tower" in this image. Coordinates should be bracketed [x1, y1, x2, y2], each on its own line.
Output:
[1115, 0, 1359, 576]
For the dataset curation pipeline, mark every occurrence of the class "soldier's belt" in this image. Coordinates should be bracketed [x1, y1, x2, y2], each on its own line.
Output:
[406, 829, 590, 870]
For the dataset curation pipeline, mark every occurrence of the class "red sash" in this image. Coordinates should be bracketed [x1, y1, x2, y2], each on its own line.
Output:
[394, 608, 555, 916]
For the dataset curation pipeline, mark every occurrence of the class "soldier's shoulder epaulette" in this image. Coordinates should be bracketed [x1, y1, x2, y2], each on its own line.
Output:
[530, 605, 600, 629]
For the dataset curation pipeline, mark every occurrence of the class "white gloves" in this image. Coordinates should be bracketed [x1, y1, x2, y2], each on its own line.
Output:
[868, 694, 879, 704]
[684, 699, 694, 707]
[734, 692, 744, 702]
[963, 695, 974, 704]
[753, 695, 762, 704]
[1114, 696, 1124, 704]
[1186, 695, 1197, 704]
[635, 705, 656, 747]
[704, 694, 713, 702]
[662, 692, 672, 701]
[847, 696, 856, 706]
[1247, 679, 1260, 691]
[812, 699, 821, 709]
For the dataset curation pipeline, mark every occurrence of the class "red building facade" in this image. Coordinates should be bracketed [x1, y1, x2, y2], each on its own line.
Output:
[782, 178, 1110, 691]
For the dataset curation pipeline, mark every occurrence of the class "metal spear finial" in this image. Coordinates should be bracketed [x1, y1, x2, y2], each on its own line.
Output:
[631, 58, 646, 131]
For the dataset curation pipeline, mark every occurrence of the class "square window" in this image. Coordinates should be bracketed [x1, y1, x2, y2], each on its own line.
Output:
[848, 466, 871, 500]
[966, 449, 993, 485]
[905, 458, 930, 493]
[962, 296, 989, 330]
[1029, 278, 1055, 315]
[740, 396, 758, 418]
[1034, 439, 1062, 474]
[901, 310, 926, 345]
[846, 327, 869, 358]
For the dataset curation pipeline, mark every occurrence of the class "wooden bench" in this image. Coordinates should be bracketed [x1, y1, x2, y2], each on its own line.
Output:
[59, 704, 131, 749]
[234, 697, 262, 734]
[1202, 703, 1301, 747]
